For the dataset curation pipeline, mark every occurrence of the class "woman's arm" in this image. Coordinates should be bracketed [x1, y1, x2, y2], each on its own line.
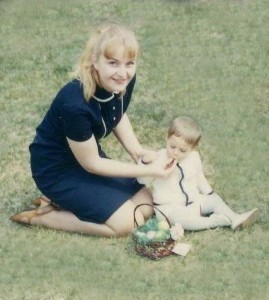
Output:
[113, 113, 156, 162]
[67, 135, 176, 178]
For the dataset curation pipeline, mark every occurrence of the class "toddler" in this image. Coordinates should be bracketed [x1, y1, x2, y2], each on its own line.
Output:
[138, 116, 258, 231]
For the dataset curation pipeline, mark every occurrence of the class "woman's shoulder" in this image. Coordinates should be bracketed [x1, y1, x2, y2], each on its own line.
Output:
[54, 79, 91, 110]
[58, 79, 83, 99]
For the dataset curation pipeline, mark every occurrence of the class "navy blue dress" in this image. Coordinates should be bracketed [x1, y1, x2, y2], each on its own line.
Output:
[29, 76, 143, 223]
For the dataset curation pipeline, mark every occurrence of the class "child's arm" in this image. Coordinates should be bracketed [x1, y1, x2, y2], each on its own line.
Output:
[195, 152, 214, 195]
[195, 152, 225, 201]
[197, 165, 228, 208]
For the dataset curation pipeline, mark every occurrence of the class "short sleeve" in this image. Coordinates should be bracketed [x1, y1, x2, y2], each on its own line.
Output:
[57, 83, 93, 142]
[59, 100, 93, 142]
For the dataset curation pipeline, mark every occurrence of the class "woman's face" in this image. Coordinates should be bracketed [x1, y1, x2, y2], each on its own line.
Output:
[93, 46, 137, 93]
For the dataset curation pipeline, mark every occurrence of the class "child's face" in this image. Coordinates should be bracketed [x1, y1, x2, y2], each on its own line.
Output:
[166, 135, 193, 162]
[93, 46, 137, 93]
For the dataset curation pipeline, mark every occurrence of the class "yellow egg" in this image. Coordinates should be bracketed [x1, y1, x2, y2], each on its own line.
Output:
[158, 220, 170, 230]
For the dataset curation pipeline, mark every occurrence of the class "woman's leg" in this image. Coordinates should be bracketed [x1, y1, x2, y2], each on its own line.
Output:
[29, 194, 148, 237]
[129, 187, 154, 220]
[31, 209, 115, 237]
[104, 187, 154, 235]
[31, 200, 144, 237]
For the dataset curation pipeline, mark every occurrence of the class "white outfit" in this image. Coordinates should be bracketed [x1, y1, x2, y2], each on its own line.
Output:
[138, 150, 237, 230]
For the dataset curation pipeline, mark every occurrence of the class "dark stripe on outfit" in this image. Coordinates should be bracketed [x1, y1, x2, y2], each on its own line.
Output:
[177, 164, 192, 206]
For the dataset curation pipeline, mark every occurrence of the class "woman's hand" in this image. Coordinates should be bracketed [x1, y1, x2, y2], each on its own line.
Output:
[148, 158, 177, 178]
[139, 149, 158, 164]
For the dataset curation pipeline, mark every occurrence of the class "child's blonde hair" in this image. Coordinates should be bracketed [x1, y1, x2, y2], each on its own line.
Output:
[168, 116, 201, 147]
[70, 24, 139, 101]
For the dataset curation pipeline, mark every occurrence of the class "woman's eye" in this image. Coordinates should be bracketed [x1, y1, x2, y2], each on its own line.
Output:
[108, 60, 117, 66]
[127, 61, 135, 67]
[180, 149, 187, 153]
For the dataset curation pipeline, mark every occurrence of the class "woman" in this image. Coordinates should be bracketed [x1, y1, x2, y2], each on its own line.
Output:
[11, 24, 176, 237]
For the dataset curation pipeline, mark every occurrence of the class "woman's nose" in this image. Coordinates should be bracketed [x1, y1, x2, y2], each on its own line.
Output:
[116, 65, 127, 77]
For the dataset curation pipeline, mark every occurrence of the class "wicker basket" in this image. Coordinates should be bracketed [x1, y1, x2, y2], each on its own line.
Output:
[133, 204, 175, 260]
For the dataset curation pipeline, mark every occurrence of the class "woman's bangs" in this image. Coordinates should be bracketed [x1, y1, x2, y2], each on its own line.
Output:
[103, 38, 138, 60]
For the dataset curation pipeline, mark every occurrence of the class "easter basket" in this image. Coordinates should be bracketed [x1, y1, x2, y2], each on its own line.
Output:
[133, 204, 176, 260]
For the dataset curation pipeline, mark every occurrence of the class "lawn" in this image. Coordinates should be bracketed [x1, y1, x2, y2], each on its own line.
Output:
[0, 0, 268, 299]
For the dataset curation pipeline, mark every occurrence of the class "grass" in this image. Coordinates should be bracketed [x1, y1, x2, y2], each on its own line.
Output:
[0, 0, 269, 299]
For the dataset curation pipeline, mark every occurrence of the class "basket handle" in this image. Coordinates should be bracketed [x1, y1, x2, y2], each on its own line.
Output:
[133, 203, 172, 228]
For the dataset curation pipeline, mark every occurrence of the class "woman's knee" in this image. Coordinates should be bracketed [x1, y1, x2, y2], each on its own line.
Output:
[130, 188, 154, 220]
[105, 200, 145, 236]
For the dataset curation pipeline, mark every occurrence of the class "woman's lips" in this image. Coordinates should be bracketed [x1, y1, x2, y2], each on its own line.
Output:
[113, 78, 127, 85]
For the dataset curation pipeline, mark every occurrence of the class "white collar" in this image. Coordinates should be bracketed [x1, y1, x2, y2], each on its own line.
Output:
[92, 93, 115, 103]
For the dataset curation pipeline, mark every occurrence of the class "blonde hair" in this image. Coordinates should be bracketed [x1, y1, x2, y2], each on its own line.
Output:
[168, 116, 202, 147]
[70, 24, 139, 101]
